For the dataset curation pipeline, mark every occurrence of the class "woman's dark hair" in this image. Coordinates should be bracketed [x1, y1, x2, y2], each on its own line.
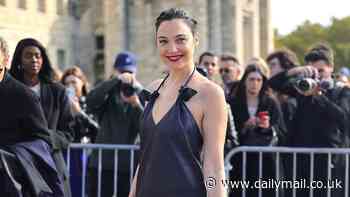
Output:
[266, 48, 299, 70]
[155, 8, 198, 36]
[10, 38, 55, 83]
[61, 66, 89, 96]
[234, 64, 269, 101]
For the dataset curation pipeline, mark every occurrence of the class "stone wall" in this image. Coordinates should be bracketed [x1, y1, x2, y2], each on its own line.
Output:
[0, 0, 83, 71]
[0, 0, 273, 85]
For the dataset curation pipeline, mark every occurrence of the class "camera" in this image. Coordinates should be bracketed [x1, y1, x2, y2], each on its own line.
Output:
[295, 77, 332, 92]
[120, 82, 137, 97]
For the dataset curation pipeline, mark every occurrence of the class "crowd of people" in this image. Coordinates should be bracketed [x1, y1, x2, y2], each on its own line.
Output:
[1, 7, 350, 197]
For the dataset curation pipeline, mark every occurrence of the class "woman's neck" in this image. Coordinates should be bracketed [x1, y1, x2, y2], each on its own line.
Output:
[246, 92, 259, 106]
[167, 64, 195, 88]
[23, 74, 40, 87]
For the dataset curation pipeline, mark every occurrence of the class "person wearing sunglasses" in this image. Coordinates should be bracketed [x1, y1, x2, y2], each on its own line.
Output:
[219, 53, 241, 100]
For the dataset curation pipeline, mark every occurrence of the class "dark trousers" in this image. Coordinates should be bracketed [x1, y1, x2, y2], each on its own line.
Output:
[88, 168, 130, 197]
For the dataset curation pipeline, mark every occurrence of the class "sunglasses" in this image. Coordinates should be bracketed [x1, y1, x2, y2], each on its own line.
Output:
[219, 68, 231, 74]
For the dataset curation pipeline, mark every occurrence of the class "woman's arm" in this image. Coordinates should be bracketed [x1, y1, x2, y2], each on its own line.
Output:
[128, 165, 139, 197]
[201, 83, 228, 197]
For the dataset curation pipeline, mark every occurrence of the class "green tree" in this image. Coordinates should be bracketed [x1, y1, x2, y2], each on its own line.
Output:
[275, 17, 350, 68]
[327, 17, 350, 67]
[275, 20, 327, 65]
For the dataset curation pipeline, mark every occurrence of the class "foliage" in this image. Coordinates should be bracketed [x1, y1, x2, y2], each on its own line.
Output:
[275, 16, 350, 69]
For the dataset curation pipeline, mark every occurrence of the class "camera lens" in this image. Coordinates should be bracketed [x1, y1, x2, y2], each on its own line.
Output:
[296, 78, 318, 92]
[297, 79, 311, 92]
[121, 83, 136, 97]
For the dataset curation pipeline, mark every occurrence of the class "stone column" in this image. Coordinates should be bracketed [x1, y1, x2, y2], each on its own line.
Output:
[221, 0, 243, 63]
[207, 0, 221, 54]
[188, 0, 208, 59]
[103, 0, 124, 78]
[243, 14, 253, 62]
[77, 0, 97, 81]
[259, 0, 273, 58]
[128, 0, 157, 84]
[251, 0, 260, 58]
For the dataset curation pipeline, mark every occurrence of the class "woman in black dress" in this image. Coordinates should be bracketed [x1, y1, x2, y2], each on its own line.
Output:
[228, 64, 286, 197]
[128, 8, 227, 197]
[9, 38, 75, 197]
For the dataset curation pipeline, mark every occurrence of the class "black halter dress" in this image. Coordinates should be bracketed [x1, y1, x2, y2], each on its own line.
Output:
[136, 69, 206, 197]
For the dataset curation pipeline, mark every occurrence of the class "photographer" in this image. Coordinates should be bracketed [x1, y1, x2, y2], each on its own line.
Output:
[268, 43, 350, 197]
[61, 66, 100, 197]
[61, 66, 99, 143]
[86, 51, 143, 197]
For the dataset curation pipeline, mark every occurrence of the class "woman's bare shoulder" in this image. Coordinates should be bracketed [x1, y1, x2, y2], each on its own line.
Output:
[196, 77, 225, 101]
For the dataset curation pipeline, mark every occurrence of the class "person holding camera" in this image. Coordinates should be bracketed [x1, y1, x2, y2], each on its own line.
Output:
[61, 66, 99, 143]
[86, 51, 143, 197]
[60, 66, 100, 197]
[268, 43, 350, 197]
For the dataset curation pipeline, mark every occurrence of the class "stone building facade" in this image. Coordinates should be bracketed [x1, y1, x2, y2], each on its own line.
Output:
[0, 0, 273, 84]
[0, 0, 87, 73]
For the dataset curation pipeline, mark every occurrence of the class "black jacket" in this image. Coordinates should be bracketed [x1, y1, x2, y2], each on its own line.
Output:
[38, 82, 75, 197]
[86, 77, 143, 171]
[229, 94, 286, 146]
[269, 71, 350, 197]
[0, 73, 50, 145]
[228, 94, 286, 197]
[39, 83, 75, 151]
[0, 73, 63, 196]
[268, 71, 350, 148]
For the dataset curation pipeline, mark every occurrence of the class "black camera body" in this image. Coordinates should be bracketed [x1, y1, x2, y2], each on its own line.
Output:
[120, 82, 137, 97]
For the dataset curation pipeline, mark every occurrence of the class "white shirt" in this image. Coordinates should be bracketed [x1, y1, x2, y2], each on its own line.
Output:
[30, 83, 41, 97]
[248, 106, 257, 118]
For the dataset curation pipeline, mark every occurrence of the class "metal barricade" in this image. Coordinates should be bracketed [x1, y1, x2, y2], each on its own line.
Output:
[66, 143, 140, 197]
[0, 148, 15, 158]
[224, 146, 350, 197]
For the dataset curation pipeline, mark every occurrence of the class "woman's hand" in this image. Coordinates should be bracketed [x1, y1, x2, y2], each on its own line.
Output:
[69, 96, 82, 113]
[244, 117, 258, 128]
